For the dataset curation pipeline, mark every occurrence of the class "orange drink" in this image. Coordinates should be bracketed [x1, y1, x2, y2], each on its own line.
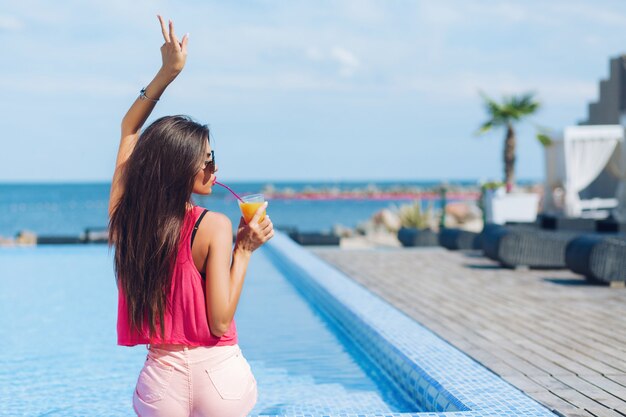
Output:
[238, 194, 266, 224]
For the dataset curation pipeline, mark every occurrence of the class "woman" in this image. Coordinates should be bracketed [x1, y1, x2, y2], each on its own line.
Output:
[108, 16, 273, 417]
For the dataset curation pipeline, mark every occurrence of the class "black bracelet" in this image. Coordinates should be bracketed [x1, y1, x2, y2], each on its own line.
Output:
[139, 87, 159, 103]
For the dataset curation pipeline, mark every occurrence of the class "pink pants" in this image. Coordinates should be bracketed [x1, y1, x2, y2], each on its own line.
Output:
[133, 343, 258, 417]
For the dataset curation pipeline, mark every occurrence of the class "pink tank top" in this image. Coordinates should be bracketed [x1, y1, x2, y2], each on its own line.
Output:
[117, 205, 238, 346]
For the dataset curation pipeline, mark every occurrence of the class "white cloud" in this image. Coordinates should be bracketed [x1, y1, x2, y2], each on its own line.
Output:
[404, 71, 597, 105]
[563, 3, 626, 26]
[488, 3, 530, 23]
[339, 0, 389, 24]
[305, 47, 324, 62]
[0, 74, 133, 97]
[0, 14, 23, 31]
[179, 71, 351, 95]
[304, 46, 361, 77]
[330, 46, 360, 77]
[417, 1, 626, 29]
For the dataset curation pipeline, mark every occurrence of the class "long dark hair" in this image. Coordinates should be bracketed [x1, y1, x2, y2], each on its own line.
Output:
[108, 115, 209, 339]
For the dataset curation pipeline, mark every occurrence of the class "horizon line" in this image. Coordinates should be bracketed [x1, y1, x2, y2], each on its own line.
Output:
[0, 178, 544, 185]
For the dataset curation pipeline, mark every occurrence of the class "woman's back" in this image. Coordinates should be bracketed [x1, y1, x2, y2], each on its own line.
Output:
[117, 205, 237, 347]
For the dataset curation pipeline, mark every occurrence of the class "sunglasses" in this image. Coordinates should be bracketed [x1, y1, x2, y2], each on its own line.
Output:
[202, 150, 216, 173]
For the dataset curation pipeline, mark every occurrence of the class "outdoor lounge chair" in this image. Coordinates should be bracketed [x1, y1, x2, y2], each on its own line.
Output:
[84, 227, 109, 243]
[397, 227, 439, 247]
[565, 235, 626, 287]
[596, 218, 626, 233]
[537, 213, 597, 232]
[438, 228, 481, 250]
[36, 235, 85, 244]
[288, 231, 340, 246]
[481, 223, 584, 268]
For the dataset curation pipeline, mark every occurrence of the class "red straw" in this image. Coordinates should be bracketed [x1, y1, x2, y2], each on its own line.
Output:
[215, 181, 245, 203]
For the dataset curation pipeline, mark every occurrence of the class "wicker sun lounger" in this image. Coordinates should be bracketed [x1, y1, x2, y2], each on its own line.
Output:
[438, 228, 481, 250]
[596, 218, 626, 233]
[288, 231, 340, 246]
[537, 214, 597, 232]
[565, 234, 626, 287]
[481, 223, 584, 269]
[397, 227, 439, 247]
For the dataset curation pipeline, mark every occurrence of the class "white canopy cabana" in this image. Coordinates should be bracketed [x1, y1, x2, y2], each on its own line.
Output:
[543, 125, 626, 219]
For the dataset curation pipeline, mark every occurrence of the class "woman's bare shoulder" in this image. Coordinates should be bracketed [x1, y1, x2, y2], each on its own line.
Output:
[196, 210, 232, 241]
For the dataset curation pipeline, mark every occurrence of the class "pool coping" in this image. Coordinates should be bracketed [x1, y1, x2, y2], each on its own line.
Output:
[258, 232, 556, 417]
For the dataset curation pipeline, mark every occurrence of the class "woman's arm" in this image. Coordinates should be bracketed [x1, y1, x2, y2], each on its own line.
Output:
[108, 16, 189, 218]
[206, 205, 274, 337]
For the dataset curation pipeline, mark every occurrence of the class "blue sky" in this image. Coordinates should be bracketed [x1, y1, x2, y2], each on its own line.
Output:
[1, 0, 626, 182]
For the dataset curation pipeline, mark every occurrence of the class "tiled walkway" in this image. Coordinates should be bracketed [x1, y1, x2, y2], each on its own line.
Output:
[311, 247, 626, 417]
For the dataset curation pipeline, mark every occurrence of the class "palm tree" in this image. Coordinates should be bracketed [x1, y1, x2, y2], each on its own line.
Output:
[477, 92, 551, 193]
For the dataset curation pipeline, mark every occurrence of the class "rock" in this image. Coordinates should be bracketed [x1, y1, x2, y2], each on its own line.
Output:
[446, 202, 482, 223]
[15, 230, 37, 246]
[372, 208, 401, 232]
[0, 235, 16, 247]
[460, 218, 484, 233]
[445, 202, 469, 221]
[356, 220, 376, 235]
[332, 224, 354, 238]
[444, 215, 460, 228]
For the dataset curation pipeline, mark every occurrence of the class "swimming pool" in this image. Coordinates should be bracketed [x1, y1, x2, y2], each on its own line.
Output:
[0, 241, 413, 416]
[0, 234, 556, 416]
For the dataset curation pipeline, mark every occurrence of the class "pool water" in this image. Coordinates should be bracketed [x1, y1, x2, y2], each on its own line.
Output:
[0, 245, 416, 416]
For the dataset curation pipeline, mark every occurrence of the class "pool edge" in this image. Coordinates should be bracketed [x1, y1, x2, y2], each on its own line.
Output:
[259, 232, 556, 417]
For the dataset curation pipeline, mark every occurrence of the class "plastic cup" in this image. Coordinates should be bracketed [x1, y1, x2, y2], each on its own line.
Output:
[238, 194, 267, 224]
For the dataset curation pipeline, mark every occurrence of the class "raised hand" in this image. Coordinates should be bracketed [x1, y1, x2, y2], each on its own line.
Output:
[157, 15, 189, 80]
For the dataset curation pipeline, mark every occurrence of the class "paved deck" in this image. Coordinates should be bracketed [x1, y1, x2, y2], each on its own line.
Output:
[311, 247, 626, 417]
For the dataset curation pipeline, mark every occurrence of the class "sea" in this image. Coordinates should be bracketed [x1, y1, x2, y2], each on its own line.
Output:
[0, 181, 484, 238]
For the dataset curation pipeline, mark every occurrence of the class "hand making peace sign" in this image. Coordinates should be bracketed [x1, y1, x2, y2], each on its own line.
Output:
[157, 15, 189, 80]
